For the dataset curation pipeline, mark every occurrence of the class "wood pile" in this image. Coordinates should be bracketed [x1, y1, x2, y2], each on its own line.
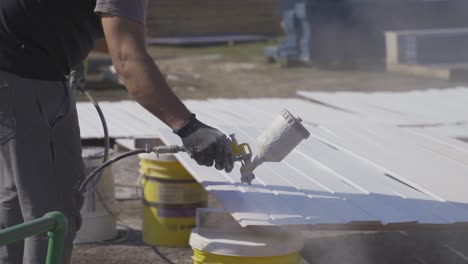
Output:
[146, 0, 281, 37]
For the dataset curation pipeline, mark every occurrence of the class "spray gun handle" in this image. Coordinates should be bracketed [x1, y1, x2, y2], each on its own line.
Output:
[229, 134, 252, 162]
[236, 143, 252, 159]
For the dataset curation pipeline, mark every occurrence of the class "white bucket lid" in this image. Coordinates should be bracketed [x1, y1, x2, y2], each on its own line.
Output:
[190, 227, 303, 257]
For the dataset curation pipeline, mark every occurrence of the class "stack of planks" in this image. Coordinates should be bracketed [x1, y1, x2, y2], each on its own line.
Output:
[146, 0, 281, 38]
[76, 89, 468, 228]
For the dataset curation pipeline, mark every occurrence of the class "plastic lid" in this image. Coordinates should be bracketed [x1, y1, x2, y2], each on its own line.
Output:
[190, 227, 303, 257]
[281, 109, 310, 139]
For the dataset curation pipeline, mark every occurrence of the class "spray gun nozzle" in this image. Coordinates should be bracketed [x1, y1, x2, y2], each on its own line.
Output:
[240, 171, 256, 185]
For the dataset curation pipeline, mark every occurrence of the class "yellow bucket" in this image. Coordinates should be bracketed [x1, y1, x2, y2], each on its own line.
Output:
[192, 249, 300, 264]
[190, 224, 303, 264]
[140, 154, 207, 247]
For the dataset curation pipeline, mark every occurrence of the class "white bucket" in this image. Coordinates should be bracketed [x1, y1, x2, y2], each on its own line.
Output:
[75, 147, 118, 244]
[190, 209, 304, 263]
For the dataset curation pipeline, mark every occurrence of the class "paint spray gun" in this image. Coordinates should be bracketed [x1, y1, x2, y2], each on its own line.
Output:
[159, 109, 310, 185]
[231, 109, 310, 185]
[143, 109, 310, 186]
[229, 109, 311, 185]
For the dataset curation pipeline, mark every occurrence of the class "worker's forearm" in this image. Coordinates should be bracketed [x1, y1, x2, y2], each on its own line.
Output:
[117, 53, 192, 130]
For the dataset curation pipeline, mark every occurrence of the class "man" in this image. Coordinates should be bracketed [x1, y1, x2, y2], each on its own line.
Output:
[0, 0, 234, 263]
[277, 0, 311, 65]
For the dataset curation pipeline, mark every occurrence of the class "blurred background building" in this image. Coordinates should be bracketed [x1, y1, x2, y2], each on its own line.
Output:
[146, 0, 281, 38]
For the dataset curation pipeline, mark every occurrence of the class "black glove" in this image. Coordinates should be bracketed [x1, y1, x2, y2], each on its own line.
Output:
[175, 114, 234, 173]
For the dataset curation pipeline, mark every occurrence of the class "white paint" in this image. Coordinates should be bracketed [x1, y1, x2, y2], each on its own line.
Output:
[75, 94, 468, 227]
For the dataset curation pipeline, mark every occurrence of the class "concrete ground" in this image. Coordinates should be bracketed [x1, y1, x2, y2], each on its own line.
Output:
[72, 42, 468, 264]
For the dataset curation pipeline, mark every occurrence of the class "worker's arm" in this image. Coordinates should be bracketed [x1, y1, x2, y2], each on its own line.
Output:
[101, 15, 234, 172]
[101, 15, 191, 130]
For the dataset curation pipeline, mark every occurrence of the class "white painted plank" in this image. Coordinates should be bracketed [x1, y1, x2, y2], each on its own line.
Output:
[157, 129, 319, 226]
[101, 102, 158, 137]
[197, 99, 468, 224]
[77, 99, 468, 226]
[356, 92, 467, 124]
[77, 103, 103, 138]
[296, 137, 449, 224]
[156, 130, 275, 226]
[403, 127, 468, 155]
[371, 126, 468, 167]
[237, 126, 422, 224]
[208, 98, 360, 126]
[306, 124, 468, 222]
[222, 96, 463, 221]
[304, 133, 465, 224]
[116, 101, 166, 133]
[298, 88, 468, 125]
[422, 125, 468, 139]
[158, 126, 384, 226]
[226, 126, 378, 225]
[297, 91, 429, 125]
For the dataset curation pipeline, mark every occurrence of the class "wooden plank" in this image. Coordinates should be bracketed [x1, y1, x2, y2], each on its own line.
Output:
[227, 126, 380, 225]
[208, 98, 360, 126]
[233, 126, 416, 224]
[353, 91, 468, 124]
[76, 99, 468, 226]
[297, 91, 428, 125]
[422, 125, 468, 139]
[157, 130, 276, 227]
[401, 89, 468, 115]
[305, 124, 468, 222]
[298, 128, 468, 224]
[297, 89, 468, 125]
[157, 130, 322, 227]
[157, 128, 384, 227]
[297, 138, 449, 224]
[207, 100, 464, 222]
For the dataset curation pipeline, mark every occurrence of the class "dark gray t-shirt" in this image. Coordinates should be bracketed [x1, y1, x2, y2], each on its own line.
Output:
[0, 0, 148, 80]
[95, 0, 148, 24]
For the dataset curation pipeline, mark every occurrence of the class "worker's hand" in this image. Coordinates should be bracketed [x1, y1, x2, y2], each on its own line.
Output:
[175, 114, 234, 173]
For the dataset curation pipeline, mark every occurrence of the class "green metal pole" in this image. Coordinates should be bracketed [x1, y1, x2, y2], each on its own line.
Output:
[0, 212, 68, 264]
[44, 212, 68, 264]
[0, 217, 55, 246]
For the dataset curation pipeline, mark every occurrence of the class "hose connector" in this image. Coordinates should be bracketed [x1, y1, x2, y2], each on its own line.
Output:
[151, 145, 186, 154]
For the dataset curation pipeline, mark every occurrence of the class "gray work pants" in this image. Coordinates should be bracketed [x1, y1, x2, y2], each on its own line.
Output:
[0, 70, 84, 264]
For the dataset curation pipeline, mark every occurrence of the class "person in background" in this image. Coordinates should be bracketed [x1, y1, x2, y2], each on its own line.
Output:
[294, 0, 311, 63]
[277, 0, 311, 66]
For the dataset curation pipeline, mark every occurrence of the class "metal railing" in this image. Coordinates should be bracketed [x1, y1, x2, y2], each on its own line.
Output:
[0, 212, 68, 264]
